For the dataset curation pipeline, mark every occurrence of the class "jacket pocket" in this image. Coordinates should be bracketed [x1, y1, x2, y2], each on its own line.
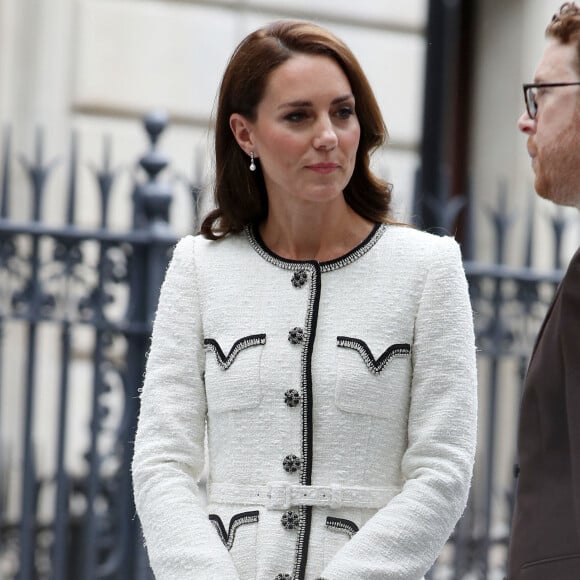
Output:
[326, 516, 359, 538]
[323, 516, 359, 569]
[209, 511, 260, 580]
[334, 336, 411, 418]
[520, 552, 580, 579]
[204, 334, 266, 412]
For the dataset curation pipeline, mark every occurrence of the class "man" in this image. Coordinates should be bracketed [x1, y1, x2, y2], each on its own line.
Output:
[507, 3, 580, 579]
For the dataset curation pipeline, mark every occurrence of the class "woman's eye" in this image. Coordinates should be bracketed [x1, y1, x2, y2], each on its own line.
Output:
[335, 106, 355, 119]
[284, 111, 308, 122]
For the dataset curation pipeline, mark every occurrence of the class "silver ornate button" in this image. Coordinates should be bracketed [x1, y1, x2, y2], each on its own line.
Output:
[281, 511, 300, 530]
[291, 270, 307, 288]
[284, 389, 300, 407]
[283, 454, 302, 473]
[288, 327, 304, 344]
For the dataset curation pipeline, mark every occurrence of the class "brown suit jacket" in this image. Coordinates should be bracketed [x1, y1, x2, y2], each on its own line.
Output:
[507, 248, 580, 579]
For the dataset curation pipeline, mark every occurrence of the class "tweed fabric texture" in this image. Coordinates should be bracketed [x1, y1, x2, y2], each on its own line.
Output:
[132, 224, 478, 580]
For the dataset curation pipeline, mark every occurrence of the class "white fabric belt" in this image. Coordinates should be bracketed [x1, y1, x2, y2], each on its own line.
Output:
[208, 482, 399, 510]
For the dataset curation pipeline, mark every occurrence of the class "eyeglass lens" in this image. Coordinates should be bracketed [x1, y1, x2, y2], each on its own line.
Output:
[526, 87, 537, 118]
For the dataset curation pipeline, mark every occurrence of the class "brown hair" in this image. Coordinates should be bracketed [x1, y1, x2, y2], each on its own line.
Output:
[546, 2, 580, 73]
[200, 20, 394, 240]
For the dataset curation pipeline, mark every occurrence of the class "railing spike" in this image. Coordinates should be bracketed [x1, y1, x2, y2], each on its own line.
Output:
[463, 175, 475, 260]
[1, 126, 11, 218]
[551, 207, 566, 271]
[524, 190, 535, 269]
[66, 131, 78, 225]
[33, 126, 45, 221]
[18, 126, 61, 222]
[98, 134, 114, 229]
[143, 110, 169, 148]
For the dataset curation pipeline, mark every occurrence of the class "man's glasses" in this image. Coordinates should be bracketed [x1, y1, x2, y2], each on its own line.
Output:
[523, 82, 580, 119]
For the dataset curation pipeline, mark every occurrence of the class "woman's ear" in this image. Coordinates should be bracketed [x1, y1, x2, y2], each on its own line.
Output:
[230, 113, 255, 154]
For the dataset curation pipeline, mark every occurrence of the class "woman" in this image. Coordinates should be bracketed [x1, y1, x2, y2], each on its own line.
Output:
[132, 20, 477, 580]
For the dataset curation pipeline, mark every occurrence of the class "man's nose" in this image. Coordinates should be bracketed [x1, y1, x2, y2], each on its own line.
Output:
[518, 111, 536, 134]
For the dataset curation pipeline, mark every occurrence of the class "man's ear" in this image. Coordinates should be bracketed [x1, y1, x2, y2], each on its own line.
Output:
[230, 113, 255, 155]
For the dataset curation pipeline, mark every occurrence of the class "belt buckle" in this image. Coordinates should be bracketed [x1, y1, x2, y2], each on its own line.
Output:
[299, 484, 341, 508]
[267, 482, 292, 510]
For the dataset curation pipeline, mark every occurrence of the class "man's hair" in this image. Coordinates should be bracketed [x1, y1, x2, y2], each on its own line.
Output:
[546, 3, 580, 73]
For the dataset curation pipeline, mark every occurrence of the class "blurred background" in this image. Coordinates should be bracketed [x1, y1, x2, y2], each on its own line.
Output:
[0, 0, 579, 578]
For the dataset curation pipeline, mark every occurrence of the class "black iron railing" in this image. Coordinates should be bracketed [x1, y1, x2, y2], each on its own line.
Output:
[0, 112, 578, 579]
[0, 112, 184, 580]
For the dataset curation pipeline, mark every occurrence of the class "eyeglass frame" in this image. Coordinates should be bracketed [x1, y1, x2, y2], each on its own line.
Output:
[523, 82, 580, 119]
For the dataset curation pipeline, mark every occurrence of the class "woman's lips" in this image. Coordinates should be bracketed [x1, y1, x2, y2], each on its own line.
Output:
[306, 163, 339, 174]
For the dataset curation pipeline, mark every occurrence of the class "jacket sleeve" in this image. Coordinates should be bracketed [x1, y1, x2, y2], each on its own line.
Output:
[320, 236, 478, 580]
[131, 235, 240, 580]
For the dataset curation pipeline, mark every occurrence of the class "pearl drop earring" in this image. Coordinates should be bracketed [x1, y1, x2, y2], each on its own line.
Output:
[249, 151, 256, 172]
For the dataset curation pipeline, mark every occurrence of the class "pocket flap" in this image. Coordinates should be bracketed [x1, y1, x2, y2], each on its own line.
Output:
[204, 334, 266, 370]
[337, 336, 410, 374]
[209, 510, 260, 550]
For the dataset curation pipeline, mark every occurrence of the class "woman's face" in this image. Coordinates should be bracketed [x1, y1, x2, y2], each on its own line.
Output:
[242, 54, 361, 209]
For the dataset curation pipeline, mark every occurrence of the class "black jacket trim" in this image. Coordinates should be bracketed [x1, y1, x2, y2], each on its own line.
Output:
[245, 223, 386, 272]
[208, 511, 260, 550]
[325, 516, 359, 538]
[293, 262, 321, 580]
[337, 336, 411, 374]
[204, 334, 266, 370]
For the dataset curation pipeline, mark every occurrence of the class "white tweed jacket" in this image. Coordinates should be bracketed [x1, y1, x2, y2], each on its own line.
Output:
[132, 223, 478, 580]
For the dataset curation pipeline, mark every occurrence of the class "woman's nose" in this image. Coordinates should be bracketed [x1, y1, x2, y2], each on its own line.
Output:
[313, 120, 338, 150]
